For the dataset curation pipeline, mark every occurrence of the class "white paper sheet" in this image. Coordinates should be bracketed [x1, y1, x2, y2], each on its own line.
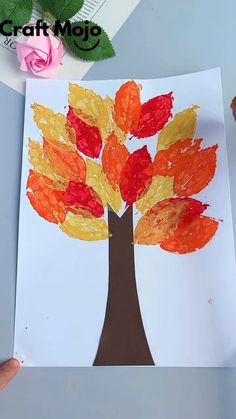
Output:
[0, 0, 141, 93]
[15, 68, 236, 366]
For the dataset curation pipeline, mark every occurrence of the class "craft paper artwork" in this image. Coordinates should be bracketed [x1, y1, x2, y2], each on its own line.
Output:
[15, 69, 236, 366]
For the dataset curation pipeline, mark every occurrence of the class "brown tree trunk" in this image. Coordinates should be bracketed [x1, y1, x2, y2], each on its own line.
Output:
[93, 205, 154, 366]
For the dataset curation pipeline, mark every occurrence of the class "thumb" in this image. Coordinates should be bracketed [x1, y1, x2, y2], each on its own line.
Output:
[0, 358, 20, 391]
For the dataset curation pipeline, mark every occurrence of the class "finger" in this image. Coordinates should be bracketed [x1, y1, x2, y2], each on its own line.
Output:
[231, 97, 236, 121]
[0, 358, 20, 391]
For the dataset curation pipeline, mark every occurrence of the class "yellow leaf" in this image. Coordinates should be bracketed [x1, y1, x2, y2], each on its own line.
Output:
[69, 83, 113, 141]
[136, 176, 174, 215]
[157, 106, 199, 151]
[28, 139, 67, 189]
[32, 103, 75, 147]
[102, 96, 127, 143]
[60, 212, 109, 241]
[105, 181, 122, 213]
[86, 159, 122, 213]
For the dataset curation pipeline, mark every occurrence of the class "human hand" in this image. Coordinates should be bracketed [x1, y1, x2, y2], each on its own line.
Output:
[0, 358, 20, 391]
[231, 97, 236, 121]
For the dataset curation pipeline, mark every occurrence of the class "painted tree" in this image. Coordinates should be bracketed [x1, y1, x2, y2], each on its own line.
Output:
[27, 80, 219, 365]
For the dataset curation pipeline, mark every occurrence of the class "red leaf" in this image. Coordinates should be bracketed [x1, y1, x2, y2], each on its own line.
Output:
[120, 146, 152, 205]
[131, 92, 173, 138]
[64, 181, 104, 218]
[67, 106, 102, 158]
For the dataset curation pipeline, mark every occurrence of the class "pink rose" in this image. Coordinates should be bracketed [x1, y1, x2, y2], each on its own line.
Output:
[16, 26, 63, 78]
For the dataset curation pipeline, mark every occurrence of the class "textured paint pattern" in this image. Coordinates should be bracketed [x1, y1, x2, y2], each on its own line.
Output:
[114, 80, 141, 133]
[131, 92, 173, 138]
[60, 212, 109, 241]
[102, 132, 130, 189]
[68, 83, 114, 141]
[134, 197, 218, 253]
[27, 81, 219, 250]
[67, 106, 102, 158]
[32, 103, 75, 146]
[152, 138, 218, 196]
[27, 169, 66, 224]
[136, 176, 174, 215]
[161, 215, 219, 254]
[120, 146, 152, 206]
[157, 106, 198, 151]
[86, 159, 122, 213]
[43, 139, 86, 183]
[64, 181, 104, 218]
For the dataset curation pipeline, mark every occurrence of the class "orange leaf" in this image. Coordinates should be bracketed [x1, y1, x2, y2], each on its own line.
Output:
[135, 198, 189, 244]
[102, 132, 130, 189]
[174, 145, 218, 196]
[152, 138, 218, 196]
[134, 197, 208, 245]
[27, 169, 66, 224]
[152, 138, 201, 176]
[161, 215, 219, 254]
[114, 80, 141, 133]
[43, 140, 86, 183]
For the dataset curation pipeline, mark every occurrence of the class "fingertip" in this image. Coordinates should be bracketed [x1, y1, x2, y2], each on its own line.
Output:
[4, 358, 20, 370]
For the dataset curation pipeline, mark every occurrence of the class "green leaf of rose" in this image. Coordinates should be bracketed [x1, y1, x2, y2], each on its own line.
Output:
[37, 0, 49, 12]
[63, 21, 115, 61]
[38, 0, 84, 21]
[0, 0, 33, 30]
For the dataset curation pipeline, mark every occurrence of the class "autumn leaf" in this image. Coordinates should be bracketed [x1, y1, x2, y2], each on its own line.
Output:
[64, 181, 104, 218]
[43, 139, 86, 183]
[120, 146, 152, 206]
[104, 183, 122, 213]
[102, 132, 130, 189]
[103, 96, 127, 143]
[68, 85, 127, 143]
[60, 212, 109, 241]
[131, 92, 173, 138]
[152, 138, 201, 176]
[67, 106, 102, 158]
[152, 138, 218, 196]
[174, 145, 218, 196]
[134, 197, 208, 245]
[157, 106, 198, 151]
[28, 139, 66, 188]
[28, 82, 220, 249]
[113, 80, 141, 133]
[68, 83, 114, 141]
[86, 159, 122, 213]
[32, 103, 75, 147]
[136, 176, 174, 215]
[26, 169, 67, 224]
[161, 215, 219, 254]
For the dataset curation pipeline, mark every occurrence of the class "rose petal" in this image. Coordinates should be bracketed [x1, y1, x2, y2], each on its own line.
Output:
[16, 27, 63, 78]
